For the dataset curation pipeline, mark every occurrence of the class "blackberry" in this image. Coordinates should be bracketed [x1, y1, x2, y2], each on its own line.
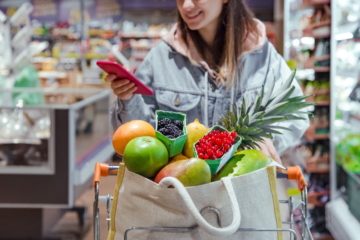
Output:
[167, 135, 175, 139]
[159, 128, 170, 135]
[173, 129, 183, 138]
[158, 118, 172, 129]
[173, 120, 183, 130]
[167, 123, 179, 131]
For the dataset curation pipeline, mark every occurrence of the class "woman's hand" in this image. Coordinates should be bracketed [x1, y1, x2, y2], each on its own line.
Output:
[256, 138, 282, 165]
[105, 74, 138, 101]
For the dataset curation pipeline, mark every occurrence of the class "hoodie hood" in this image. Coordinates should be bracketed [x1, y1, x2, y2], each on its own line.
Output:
[162, 19, 267, 81]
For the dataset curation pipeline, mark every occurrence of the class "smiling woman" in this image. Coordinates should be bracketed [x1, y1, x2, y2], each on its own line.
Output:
[177, 0, 259, 88]
[108, 0, 309, 161]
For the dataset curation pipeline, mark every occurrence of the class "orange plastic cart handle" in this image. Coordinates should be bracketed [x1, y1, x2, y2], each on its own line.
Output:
[93, 163, 109, 187]
[287, 166, 307, 191]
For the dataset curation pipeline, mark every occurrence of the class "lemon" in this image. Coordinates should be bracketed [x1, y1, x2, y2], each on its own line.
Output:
[182, 119, 208, 158]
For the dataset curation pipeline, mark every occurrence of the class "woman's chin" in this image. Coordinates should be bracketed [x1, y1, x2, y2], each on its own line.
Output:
[186, 23, 201, 31]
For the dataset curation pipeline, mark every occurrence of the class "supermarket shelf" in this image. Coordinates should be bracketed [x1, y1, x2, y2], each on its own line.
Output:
[303, 32, 331, 39]
[305, 20, 332, 30]
[313, 134, 329, 140]
[308, 190, 330, 206]
[337, 66, 360, 79]
[304, 66, 331, 72]
[315, 101, 330, 106]
[314, 55, 331, 61]
[306, 166, 330, 173]
[120, 32, 164, 38]
[326, 198, 360, 240]
[312, 89, 330, 95]
[312, 234, 334, 240]
[316, 123, 330, 129]
[291, 0, 331, 11]
[306, 156, 330, 173]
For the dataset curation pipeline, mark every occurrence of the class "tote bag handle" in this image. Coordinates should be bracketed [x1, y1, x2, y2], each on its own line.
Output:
[159, 177, 241, 237]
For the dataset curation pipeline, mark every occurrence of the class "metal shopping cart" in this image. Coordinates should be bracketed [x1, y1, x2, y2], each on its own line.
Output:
[93, 162, 313, 240]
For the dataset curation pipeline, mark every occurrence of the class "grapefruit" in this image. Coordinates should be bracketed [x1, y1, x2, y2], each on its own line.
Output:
[183, 119, 208, 158]
[123, 137, 168, 177]
[215, 149, 272, 181]
[155, 158, 211, 187]
[113, 120, 155, 156]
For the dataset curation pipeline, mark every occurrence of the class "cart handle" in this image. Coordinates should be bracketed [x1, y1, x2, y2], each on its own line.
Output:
[287, 166, 307, 191]
[93, 163, 307, 190]
[93, 163, 120, 187]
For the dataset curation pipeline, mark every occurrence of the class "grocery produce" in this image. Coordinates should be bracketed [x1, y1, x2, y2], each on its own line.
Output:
[195, 130, 237, 160]
[158, 118, 184, 139]
[113, 120, 155, 156]
[123, 137, 168, 178]
[155, 158, 211, 187]
[183, 119, 208, 158]
[336, 134, 360, 172]
[220, 70, 315, 150]
[215, 149, 272, 180]
[169, 153, 188, 163]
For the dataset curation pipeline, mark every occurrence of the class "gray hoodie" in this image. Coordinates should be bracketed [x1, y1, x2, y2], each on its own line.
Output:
[110, 21, 309, 153]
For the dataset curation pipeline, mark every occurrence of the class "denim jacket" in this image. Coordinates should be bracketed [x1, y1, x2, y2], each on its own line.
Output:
[110, 38, 309, 153]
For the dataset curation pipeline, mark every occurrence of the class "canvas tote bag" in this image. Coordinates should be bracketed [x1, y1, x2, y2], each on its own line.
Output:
[108, 163, 283, 240]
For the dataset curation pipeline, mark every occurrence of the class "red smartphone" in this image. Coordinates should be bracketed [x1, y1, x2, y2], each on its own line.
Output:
[96, 61, 154, 96]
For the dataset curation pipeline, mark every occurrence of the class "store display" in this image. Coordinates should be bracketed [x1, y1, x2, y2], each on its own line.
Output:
[284, 0, 336, 238]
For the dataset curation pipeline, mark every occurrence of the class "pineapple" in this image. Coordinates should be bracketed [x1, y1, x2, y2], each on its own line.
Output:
[220, 70, 315, 149]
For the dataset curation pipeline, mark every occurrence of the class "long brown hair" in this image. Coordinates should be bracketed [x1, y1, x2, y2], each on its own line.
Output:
[178, 0, 259, 88]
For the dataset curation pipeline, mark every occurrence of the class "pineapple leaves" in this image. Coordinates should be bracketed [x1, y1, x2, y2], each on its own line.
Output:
[249, 116, 285, 127]
[264, 102, 289, 117]
[260, 78, 275, 109]
[249, 111, 266, 124]
[241, 97, 246, 118]
[283, 115, 307, 121]
[288, 95, 313, 103]
[262, 127, 282, 135]
[243, 115, 250, 126]
[278, 101, 315, 115]
[253, 91, 263, 113]
[220, 68, 314, 150]
[271, 70, 296, 99]
[268, 86, 295, 107]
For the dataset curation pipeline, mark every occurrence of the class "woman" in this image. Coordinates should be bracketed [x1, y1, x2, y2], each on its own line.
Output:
[106, 0, 309, 163]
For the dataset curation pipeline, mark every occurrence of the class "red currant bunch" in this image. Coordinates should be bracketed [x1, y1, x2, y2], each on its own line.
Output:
[195, 130, 237, 160]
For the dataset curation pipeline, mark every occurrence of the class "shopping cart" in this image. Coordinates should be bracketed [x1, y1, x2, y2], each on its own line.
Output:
[93, 162, 314, 240]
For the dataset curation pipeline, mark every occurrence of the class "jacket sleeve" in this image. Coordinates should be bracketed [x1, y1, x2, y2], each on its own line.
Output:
[110, 52, 158, 131]
[267, 46, 310, 153]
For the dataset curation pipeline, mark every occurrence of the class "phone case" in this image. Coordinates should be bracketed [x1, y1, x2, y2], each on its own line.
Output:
[96, 61, 154, 96]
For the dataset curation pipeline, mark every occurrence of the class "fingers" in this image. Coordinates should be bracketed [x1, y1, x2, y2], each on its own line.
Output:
[256, 141, 271, 157]
[111, 79, 130, 89]
[266, 139, 282, 165]
[113, 82, 136, 95]
[117, 85, 138, 100]
[105, 74, 117, 82]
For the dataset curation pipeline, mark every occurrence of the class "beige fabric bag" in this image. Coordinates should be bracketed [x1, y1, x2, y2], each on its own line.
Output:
[108, 163, 283, 240]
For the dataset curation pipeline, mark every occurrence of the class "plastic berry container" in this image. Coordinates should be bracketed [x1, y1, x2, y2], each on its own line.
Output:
[155, 110, 188, 157]
[192, 125, 242, 174]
